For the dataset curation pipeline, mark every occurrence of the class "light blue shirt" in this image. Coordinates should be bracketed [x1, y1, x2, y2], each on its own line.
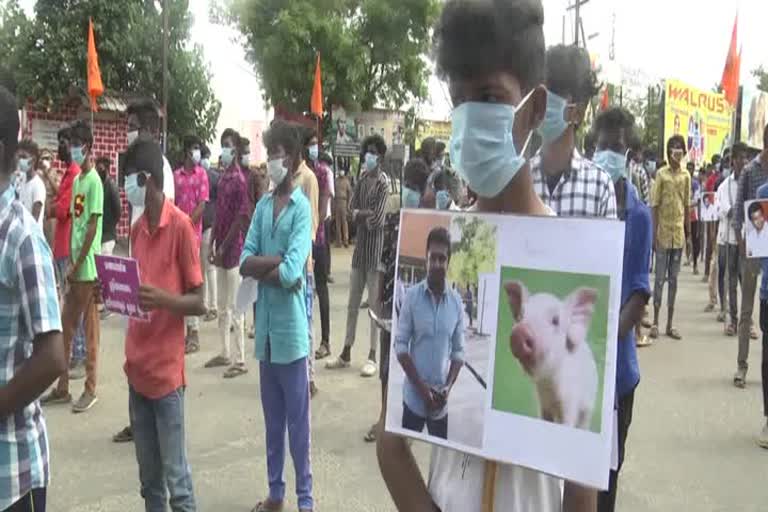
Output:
[240, 187, 312, 364]
[395, 280, 465, 419]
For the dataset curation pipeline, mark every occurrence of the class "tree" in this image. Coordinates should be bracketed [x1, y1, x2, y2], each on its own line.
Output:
[448, 217, 497, 288]
[753, 67, 768, 93]
[2, 0, 220, 161]
[224, 0, 439, 114]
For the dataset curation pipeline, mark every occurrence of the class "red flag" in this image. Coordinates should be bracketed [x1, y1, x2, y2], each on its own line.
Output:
[310, 53, 323, 116]
[720, 15, 739, 107]
[87, 18, 104, 112]
[600, 85, 609, 111]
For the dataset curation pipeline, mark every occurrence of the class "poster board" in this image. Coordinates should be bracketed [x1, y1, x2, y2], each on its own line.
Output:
[740, 87, 768, 150]
[416, 119, 452, 150]
[385, 209, 624, 489]
[744, 199, 768, 258]
[664, 79, 733, 167]
[700, 192, 718, 222]
[95, 255, 149, 321]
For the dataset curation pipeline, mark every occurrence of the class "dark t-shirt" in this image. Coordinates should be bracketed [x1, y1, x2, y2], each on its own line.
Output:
[101, 176, 121, 243]
[203, 167, 220, 231]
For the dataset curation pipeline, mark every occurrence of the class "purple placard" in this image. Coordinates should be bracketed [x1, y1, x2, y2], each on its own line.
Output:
[95, 255, 150, 322]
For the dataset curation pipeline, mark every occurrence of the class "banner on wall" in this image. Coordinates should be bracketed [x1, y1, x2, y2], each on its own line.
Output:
[663, 79, 733, 167]
[331, 107, 406, 150]
[741, 87, 768, 150]
[415, 120, 451, 150]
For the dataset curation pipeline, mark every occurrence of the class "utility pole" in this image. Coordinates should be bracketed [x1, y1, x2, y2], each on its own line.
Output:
[161, 0, 169, 153]
[567, 0, 589, 47]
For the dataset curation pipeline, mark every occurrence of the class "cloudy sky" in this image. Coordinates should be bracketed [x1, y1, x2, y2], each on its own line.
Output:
[18, 0, 768, 127]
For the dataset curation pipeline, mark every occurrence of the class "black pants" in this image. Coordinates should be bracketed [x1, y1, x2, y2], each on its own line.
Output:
[3, 488, 46, 512]
[402, 402, 448, 439]
[759, 301, 768, 417]
[313, 244, 330, 345]
[718, 244, 740, 325]
[598, 390, 635, 512]
[704, 221, 717, 277]
[324, 219, 333, 273]
[690, 220, 701, 267]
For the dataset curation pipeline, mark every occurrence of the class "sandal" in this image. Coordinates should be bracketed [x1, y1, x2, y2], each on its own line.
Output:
[364, 422, 378, 443]
[725, 324, 736, 337]
[704, 303, 715, 313]
[666, 328, 682, 340]
[223, 364, 248, 379]
[205, 355, 231, 368]
[750, 327, 759, 340]
[112, 425, 133, 443]
[314, 344, 331, 360]
[251, 499, 283, 512]
[716, 311, 726, 323]
[185, 339, 200, 354]
[203, 310, 218, 322]
[649, 325, 659, 339]
[733, 369, 747, 389]
[636, 335, 653, 348]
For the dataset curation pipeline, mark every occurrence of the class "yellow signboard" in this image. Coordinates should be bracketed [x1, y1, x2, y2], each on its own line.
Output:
[663, 79, 733, 166]
[416, 120, 452, 149]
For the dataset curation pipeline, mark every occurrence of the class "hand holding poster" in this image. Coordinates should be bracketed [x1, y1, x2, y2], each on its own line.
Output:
[95, 255, 149, 321]
[744, 200, 768, 258]
[385, 209, 624, 489]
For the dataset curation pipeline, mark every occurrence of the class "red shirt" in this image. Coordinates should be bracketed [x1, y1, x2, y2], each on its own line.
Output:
[124, 200, 203, 399]
[53, 161, 80, 259]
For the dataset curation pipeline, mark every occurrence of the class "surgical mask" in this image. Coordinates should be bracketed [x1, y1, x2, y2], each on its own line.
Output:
[191, 149, 202, 164]
[17, 158, 31, 173]
[537, 90, 570, 144]
[241, 155, 250, 167]
[644, 161, 656, 173]
[267, 158, 288, 187]
[402, 187, 421, 208]
[449, 91, 535, 198]
[127, 130, 139, 146]
[436, 190, 451, 210]
[124, 173, 146, 208]
[201, 158, 210, 171]
[308, 144, 319, 161]
[71, 145, 86, 166]
[364, 152, 378, 171]
[220, 147, 234, 167]
[593, 150, 627, 182]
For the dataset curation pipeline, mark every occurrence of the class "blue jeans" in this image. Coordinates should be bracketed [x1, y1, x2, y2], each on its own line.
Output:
[260, 357, 313, 509]
[54, 258, 86, 363]
[129, 387, 196, 512]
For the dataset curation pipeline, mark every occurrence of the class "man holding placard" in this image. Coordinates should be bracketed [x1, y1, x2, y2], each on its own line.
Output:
[377, 0, 597, 510]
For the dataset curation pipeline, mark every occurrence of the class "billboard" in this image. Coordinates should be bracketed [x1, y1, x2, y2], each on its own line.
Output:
[664, 79, 733, 167]
[741, 87, 768, 150]
[415, 119, 451, 150]
[331, 107, 406, 149]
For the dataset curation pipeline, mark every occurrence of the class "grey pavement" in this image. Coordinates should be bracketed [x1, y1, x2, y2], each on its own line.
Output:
[45, 249, 765, 511]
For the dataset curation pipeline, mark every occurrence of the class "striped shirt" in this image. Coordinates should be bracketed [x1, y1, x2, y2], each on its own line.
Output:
[531, 149, 617, 219]
[351, 170, 389, 271]
[733, 158, 768, 234]
[0, 185, 61, 509]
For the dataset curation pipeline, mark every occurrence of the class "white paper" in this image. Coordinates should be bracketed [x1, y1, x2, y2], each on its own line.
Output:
[610, 408, 619, 471]
[235, 278, 259, 313]
[385, 209, 625, 490]
[744, 199, 768, 258]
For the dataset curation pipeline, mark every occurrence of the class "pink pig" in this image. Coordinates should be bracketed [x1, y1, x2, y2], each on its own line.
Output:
[503, 281, 598, 429]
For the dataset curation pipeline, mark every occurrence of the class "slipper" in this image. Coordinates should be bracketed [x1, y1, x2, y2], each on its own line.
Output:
[325, 357, 351, 370]
[252, 499, 283, 512]
[750, 327, 759, 340]
[185, 339, 200, 354]
[666, 328, 682, 340]
[364, 422, 378, 443]
[636, 335, 653, 348]
[205, 355, 231, 368]
[649, 325, 659, 339]
[223, 365, 248, 379]
[703, 303, 715, 313]
[725, 324, 736, 337]
[314, 344, 331, 360]
[733, 370, 747, 389]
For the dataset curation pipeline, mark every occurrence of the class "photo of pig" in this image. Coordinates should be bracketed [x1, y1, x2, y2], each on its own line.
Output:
[492, 267, 610, 433]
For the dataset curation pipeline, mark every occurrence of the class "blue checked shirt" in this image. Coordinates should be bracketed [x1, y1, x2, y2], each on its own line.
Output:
[0, 185, 61, 508]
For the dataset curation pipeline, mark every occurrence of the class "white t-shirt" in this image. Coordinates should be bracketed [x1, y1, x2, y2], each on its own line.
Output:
[326, 166, 335, 220]
[18, 174, 46, 226]
[428, 203, 562, 512]
[131, 155, 175, 225]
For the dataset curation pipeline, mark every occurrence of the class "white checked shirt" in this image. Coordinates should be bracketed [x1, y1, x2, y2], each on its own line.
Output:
[531, 149, 617, 219]
[0, 186, 61, 509]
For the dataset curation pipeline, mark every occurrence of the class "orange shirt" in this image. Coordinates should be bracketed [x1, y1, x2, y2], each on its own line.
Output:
[124, 199, 202, 399]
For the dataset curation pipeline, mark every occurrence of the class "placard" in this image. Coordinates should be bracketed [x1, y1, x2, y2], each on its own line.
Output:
[385, 209, 624, 490]
[95, 255, 149, 321]
[700, 192, 718, 222]
[744, 199, 768, 258]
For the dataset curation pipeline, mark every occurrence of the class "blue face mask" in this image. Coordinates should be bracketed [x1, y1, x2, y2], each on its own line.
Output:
[17, 158, 31, 173]
[308, 144, 319, 161]
[220, 147, 235, 167]
[449, 91, 535, 198]
[537, 90, 570, 144]
[71, 145, 86, 166]
[436, 190, 451, 210]
[402, 187, 421, 208]
[201, 158, 211, 171]
[241, 155, 250, 167]
[593, 150, 628, 182]
[365, 152, 378, 171]
[124, 173, 146, 208]
[644, 160, 656, 174]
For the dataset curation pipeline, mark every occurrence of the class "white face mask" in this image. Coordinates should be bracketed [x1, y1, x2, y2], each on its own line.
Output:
[267, 158, 288, 187]
[127, 130, 139, 146]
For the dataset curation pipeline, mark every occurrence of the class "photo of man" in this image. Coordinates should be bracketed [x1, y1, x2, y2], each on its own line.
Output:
[745, 200, 768, 258]
[394, 227, 464, 440]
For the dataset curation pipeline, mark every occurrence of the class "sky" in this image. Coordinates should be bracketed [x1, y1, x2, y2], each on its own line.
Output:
[18, 0, 768, 128]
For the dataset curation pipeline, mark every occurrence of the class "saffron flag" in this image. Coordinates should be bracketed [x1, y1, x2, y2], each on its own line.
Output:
[311, 53, 323, 116]
[720, 15, 740, 107]
[87, 18, 104, 112]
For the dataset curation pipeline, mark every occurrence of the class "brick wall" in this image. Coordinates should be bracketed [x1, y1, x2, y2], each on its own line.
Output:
[23, 105, 132, 240]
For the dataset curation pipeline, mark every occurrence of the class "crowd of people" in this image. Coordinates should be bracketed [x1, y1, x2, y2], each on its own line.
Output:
[1, 0, 768, 511]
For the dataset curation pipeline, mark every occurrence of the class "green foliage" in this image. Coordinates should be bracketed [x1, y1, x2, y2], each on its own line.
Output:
[225, 0, 439, 114]
[448, 217, 497, 287]
[753, 66, 768, 94]
[1, 0, 220, 161]
[623, 87, 663, 156]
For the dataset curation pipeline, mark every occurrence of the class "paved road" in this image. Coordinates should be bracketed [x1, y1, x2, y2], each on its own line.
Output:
[45, 249, 765, 511]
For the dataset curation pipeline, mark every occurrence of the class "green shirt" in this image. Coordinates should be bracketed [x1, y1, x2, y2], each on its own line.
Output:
[70, 167, 103, 281]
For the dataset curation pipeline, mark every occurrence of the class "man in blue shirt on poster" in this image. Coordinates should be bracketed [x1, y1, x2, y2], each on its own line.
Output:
[752, 127, 768, 450]
[591, 107, 652, 512]
[395, 226, 465, 440]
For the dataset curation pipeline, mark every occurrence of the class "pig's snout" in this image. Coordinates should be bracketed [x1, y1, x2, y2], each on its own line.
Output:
[510, 323, 536, 374]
